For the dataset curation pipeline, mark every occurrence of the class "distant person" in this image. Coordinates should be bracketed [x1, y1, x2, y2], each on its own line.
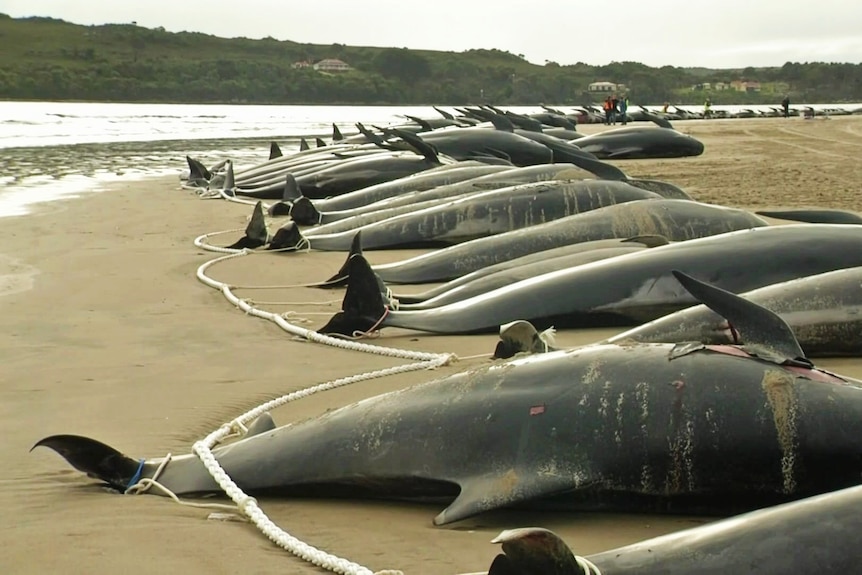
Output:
[781, 95, 791, 118]
[619, 95, 629, 125]
[704, 97, 712, 119]
[610, 94, 619, 125]
[662, 101, 670, 114]
[603, 96, 613, 125]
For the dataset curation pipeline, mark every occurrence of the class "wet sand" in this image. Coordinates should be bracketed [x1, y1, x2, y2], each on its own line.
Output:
[3, 115, 862, 574]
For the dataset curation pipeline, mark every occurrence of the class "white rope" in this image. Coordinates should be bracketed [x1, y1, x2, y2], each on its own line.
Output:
[188, 228, 456, 574]
[576, 556, 603, 575]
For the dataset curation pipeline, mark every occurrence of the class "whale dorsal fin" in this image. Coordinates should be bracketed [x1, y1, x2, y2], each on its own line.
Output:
[403, 114, 432, 131]
[318, 231, 362, 288]
[433, 106, 455, 120]
[378, 127, 440, 163]
[318, 252, 388, 336]
[332, 123, 344, 141]
[227, 200, 268, 249]
[246, 413, 276, 437]
[269, 141, 282, 160]
[671, 270, 809, 364]
[221, 160, 236, 197]
[282, 173, 302, 202]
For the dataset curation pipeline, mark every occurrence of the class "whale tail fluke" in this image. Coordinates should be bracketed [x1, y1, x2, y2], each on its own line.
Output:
[493, 320, 558, 359]
[317, 232, 363, 288]
[318, 253, 388, 336]
[288, 196, 322, 226]
[32, 435, 141, 493]
[483, 528, 590, 575]
[671, 270, 809, 365]
[185, 156, 212, 186]
[266, 220, 306, 252]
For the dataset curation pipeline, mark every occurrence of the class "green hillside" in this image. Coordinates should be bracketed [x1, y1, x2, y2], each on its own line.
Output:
[0, 14, 859, 105]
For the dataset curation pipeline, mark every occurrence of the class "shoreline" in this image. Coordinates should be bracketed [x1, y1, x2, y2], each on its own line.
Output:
[3, 116, 862, 574]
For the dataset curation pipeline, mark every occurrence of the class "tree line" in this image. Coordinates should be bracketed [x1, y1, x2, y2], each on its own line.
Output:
[1, 14, 859, 106]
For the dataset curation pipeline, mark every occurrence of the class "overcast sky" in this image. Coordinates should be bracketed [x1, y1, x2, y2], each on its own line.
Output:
[4, 0, 860, 69]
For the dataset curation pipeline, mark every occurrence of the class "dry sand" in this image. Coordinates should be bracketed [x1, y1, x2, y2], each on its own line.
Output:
[3, 115, 862, 574]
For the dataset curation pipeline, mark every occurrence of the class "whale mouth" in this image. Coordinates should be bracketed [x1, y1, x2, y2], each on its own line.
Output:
[32, 434, 142, 492]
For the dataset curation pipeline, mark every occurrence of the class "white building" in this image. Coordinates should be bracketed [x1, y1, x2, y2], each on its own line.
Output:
[313, 59, 352, 72]
[588, 81, 624, 93]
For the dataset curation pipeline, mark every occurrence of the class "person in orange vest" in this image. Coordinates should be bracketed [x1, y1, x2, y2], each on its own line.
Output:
[603, 95, 613, 125]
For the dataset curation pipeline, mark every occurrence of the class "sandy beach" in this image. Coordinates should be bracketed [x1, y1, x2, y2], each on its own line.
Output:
[3, 115, 862, 574]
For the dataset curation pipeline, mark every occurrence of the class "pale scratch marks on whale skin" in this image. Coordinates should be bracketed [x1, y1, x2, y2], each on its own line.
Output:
[666, 416, 697, 494]
[762, 369, 800, 494]
[581, 359, 602, 385]
[665, 379, 697, 494]
[635, 381, 654, 492]
[614, 391, 626, 446]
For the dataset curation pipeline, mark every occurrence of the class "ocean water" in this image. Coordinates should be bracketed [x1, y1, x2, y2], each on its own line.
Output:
[0, 102, 447, 217]
[2, 100, 860, 218]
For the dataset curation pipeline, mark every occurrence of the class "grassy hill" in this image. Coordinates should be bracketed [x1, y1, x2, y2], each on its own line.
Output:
[1, 14, 858, 105]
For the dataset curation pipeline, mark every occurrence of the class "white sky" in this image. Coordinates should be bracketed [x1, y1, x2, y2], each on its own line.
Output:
[4, 0, 860, 68]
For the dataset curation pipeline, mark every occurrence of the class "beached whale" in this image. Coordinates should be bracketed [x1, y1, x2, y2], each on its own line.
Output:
[34, 274, 862, 525]
[268, 180, 663, 252]
[285, 163, 597, 226]
[756, 208, 862, 225]
[357, 235, 669, 299]
[319, 224, 862, 336]
[388, 236, 669, 307]
[570, 126, 705, 159]
[324, 199, 768, 285]
[606, 265, 862, 357]
[476, 484, 862, 575]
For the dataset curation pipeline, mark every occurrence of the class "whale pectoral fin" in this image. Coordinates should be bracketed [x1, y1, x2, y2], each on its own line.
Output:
[604, 147, 642, 158]
[32, 435, 142, 492]
[433, 471, 579, 526]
